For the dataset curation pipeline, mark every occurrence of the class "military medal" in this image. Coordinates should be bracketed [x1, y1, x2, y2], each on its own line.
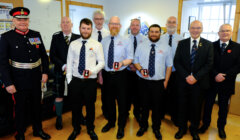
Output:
[83, 70, 89, 78]
[143, 69, 148, 76]
[114, 62, 119, 70]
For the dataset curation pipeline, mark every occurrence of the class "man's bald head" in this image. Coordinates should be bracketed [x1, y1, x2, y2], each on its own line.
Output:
[61, 16, 73, 35]
[166, 16, 177, 34]
[108, 16, 121, 36]
[189, 20, 203, 39]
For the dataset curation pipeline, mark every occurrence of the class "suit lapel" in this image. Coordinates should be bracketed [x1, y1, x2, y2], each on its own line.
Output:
[185, 38, 191, 64]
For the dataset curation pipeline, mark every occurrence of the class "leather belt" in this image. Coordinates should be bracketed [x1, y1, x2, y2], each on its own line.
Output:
[9, 59, 41, 69]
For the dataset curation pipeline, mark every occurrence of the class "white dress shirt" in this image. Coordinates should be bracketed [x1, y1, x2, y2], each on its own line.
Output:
[160, 32, 183, 71]
[62, 33, 72, 71]
[190, 37, 201, 53]
[66, 38, 105, 83]
[91, 27, 110, 42]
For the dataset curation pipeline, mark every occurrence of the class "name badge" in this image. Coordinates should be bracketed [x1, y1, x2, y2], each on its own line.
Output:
[29, 37, 41, 45]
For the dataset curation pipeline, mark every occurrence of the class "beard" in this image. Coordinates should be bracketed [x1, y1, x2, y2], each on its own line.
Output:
[167, 26, 177, 34]
[81, 33, 91, 39]
[149, 36, 160, 42]
[110, 28, 120, 36]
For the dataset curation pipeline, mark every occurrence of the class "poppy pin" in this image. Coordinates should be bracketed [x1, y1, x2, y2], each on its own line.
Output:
[36, 45, 39, 48]
[227, 50, 232, 53]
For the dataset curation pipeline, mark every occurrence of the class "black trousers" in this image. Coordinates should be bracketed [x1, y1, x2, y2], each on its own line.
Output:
[126, 70, 141, 119]
[14, 82, 42, 135]
[202, 86, 231, 129]
[176, 82, 204, 132]
[162, 72, 177, 121]
[68, 77, 97, 131]
[102, 70, 127, 128]
[138, 78, 164, 130]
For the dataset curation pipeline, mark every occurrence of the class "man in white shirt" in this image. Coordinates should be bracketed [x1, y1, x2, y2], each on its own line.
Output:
[160, 16, 183, 124]
[91, 10, 110, 42]
[67, 18, 104, 140]
[91, 10, 110, 120]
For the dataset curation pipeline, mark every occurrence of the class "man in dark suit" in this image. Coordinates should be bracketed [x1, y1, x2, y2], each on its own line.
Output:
[50, 17, 84, 130]
[174, 20, 213, 140]
[198, 24, 240, 139]
[0, 7, 50, 140]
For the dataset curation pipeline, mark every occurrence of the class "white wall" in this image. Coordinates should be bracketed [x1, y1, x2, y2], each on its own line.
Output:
[24, 0, 61, 50]
[103, 0, 179, 35]
[23, 0, 179, 50]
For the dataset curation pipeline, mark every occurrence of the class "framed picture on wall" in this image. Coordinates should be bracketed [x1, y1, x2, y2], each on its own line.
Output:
[188, 16, 196, 30]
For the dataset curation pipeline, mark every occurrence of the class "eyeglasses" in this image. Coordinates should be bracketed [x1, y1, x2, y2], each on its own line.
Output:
[190, 27, 202, 30]
[109, 23, 120, 26]
[94, 18, 104, 21]
[219, 30, 231, 33]
[167, 21, 176, 24]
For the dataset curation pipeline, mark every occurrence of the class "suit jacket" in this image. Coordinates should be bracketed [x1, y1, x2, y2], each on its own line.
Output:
[50, 31, 80, 73]
[174, 37, 214, 89]
[0, 29, 49, 90]
[211, 40, 240, 94]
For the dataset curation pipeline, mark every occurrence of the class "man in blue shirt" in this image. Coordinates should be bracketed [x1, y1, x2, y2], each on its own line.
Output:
[134, 24, 172, 140]
[160, 16, 183, 124]
[101, 16, 133, 139]
[126, 18, 147, 123]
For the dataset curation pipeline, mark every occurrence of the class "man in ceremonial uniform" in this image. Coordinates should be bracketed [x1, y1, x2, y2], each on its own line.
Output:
[126, 18, 146, 122]
[50, 17, 85, 130]
[0, 7, 51, 140]
[101, 16, 133, 139]
[198, 24, 240, 139]
[160, 16, 183, 123]
[134, 24, 172, 140]
[66, 18, 104, 140]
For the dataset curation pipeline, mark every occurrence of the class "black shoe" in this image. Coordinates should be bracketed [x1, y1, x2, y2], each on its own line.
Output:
[136, 127, 147, 137]
[153, 129, 162, 140]
[218, 129, 226, 139]
[191, 132, 200, 140]
[175, 129, 186, 139]
[80, 117, 87, 125]
[101, 123, 115, 133]
[68, 129, 80, 140]
[33, 130, 51, 139]
[198, 125, 209, 134]
[56, 117, 63, 130]
[15, 134, 25, 140]
[116, 127, 124, 139]
[88, 130, 98, 140]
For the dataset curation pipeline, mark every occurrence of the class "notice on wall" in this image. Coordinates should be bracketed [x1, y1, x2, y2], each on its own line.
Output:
[0, 2, 13, 34]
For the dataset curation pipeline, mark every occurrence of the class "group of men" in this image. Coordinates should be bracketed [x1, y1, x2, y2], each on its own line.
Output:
[0, 6, 240, 140]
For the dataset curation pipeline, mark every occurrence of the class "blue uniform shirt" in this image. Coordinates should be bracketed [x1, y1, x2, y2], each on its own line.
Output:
[160, 32, 183, 72]
[102, 34, 133, 71]
[134, 39, 173, 80]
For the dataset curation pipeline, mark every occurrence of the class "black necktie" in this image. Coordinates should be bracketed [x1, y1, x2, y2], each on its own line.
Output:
[108, 37, 114, 69]
[98, 31, 102, 42]
[169, 35, 172, 47]
[78, 41, 87, 75]
[134, 36, 137, 53]
[221, 43, 227, 55]
[190, 40, 197, 67]
[148, 44, 156, 77]
[65, 36, 70, 45]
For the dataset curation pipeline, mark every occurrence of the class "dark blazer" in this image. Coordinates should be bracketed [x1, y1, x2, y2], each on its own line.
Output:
[49, 31, 80, 73]
[211, 40, 240, 94]
[0, 29, 49, 90]
[174, 37, 214, 89]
